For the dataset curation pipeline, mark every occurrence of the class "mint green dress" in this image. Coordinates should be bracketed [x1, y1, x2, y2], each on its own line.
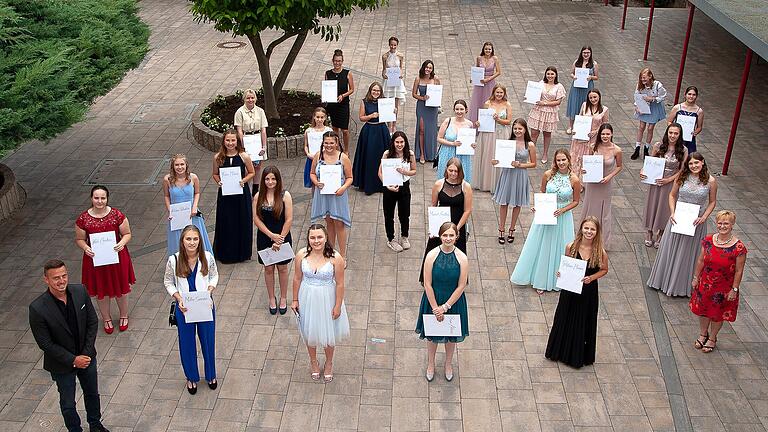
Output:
[415, 249, 469, 343]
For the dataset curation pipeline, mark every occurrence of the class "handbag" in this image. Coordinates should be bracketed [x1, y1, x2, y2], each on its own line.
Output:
[433, 117, 451, 168]
[168, 255, 178, 326]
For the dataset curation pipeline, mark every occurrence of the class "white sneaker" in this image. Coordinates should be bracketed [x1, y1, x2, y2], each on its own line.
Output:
[400, 237, 411, 250]
[387, 240, 403, 252]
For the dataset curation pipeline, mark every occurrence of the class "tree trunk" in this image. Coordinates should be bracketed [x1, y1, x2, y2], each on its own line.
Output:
[247, 33, 279, 119]
[272, 29, 309, 98]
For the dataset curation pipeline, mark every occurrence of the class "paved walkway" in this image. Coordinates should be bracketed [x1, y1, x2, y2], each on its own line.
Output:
[1, 1, 767, 431]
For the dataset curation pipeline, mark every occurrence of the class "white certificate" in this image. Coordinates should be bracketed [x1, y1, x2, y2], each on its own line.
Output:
[307, 130, 324, 155]
[533, 193, 558, 225]
[471, 66, 485, 86]
[425, 84, 443, 107]
[582, 155, 604, 183]
[524, 81, 544, 104]
[219, 166, 242, 196]
[574, 67, 590, 89]
[243, 134, 265, 161]
[257, 243, 295, 266]
[494, 139, 516, 168]
[377, 98, 396, 123]
[182, 291, 213, 323]
[641, 156, 665, 185]
[385, 67, 401, 88]
[321, 80, 337, 103]
[169, 201, 192, 231]
[671, 201, 700, 237]
[634, 93, 651, 114]
[556, 255, 588, 294]
[477, 109, 495, 133]
[381, 158, 405, 187]
[319, 164, 342, 195]
[676, 114, 696, 142]
[422, 314, 462, 337]
[428, 207, 451, 237]
[572, 115, 592, 141]
[456, 128, 476, 156]
[90, 231, 119, 267]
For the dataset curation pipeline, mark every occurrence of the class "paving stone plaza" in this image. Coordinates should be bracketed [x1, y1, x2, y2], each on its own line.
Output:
[1, 0, 768, 431]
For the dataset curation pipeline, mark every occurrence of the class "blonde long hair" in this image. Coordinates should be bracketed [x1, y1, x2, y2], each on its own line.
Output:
[168, 154, 191, 185]
[569, 216, 605, 268]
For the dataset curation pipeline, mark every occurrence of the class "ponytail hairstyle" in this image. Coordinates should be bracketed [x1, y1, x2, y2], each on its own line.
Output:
[304, 223, 336, 258]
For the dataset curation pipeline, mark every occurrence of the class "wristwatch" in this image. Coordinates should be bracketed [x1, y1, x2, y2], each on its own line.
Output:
[732, 287, 739, 293]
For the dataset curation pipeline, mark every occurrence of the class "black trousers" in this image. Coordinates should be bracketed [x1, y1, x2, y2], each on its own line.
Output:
[50, 359, 102, 432]
[383, 181, 411, 241]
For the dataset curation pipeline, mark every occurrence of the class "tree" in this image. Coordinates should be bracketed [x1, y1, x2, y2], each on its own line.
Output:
[190, 0, 384, 119]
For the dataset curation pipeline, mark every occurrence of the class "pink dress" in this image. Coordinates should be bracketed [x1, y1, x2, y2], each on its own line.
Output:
[76, 208, 136, 299]
[570, 106, 610, 176]
[468, 58, 497, 122]
[528, 83, 566, 132]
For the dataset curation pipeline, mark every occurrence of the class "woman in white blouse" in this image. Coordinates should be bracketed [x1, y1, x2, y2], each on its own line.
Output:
[164, 225, 219, 395]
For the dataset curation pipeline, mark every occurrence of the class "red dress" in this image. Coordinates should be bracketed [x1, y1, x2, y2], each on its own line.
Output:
[76, 208, 136, 299]
[689, 235, 747, 322]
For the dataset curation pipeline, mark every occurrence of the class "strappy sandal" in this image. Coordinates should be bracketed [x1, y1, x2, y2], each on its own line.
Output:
[310, 359, 321, 381]
[694, 333, 708, 349]
[118, 316, 129, 332]
[498, 229, 505, 245]
[323, 361, 334, 383]
[507, 229, 515, 244]
[644, 239, 653, 247]
[103, 320, 114, 335]
[702, 338, 717, 353]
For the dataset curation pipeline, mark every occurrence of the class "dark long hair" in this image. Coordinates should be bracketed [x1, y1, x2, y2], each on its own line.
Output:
[592, 123, 613, 152]
[304, 223, 336, 258]
[419, 60, 435, 79]
[176, 225, 209, 277]
[511, 118, 532, 149]
[678, 152, 710, 186]
[574, 46, 595, 69]
[255, 165, 285, 219]
[585, 89, 603, 115]
[387, 131, 411, 162]
[658, 123, 686, 167]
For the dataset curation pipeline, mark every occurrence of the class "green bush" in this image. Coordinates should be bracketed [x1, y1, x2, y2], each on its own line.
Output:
[0, 0, 149, 155]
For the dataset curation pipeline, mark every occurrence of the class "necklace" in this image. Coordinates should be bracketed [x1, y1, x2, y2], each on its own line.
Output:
[714, 233, 733, 246]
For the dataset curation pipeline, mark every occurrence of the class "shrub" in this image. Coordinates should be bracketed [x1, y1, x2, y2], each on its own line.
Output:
[0, 0, 149, 155]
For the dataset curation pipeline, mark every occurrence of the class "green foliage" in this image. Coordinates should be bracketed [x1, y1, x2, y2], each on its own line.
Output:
[190, 0, 383, 42]
[0, 0, 149, 154]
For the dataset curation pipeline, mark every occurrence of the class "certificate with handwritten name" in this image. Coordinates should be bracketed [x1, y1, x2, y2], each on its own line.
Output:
[471, 67, 485, 86]
[670, 201, 700, 237]
[641, 156, 665, 185]
[456, 128, 476, 156]
[423, 314, 462, 336]
[428, 207, 451, 237]
[183, 291, 213, 323]
[581, 155, 604, 184]
[524, 81, 544, 104]
[425, 84, 443, 107]
[321, 80, 337, 103]
[533, 193, 558, 225]
[556, 255, 588, 294]
[676, 114, 696, 142]
[90, 232, 119, 267]
[219, 167, 242, 196]
[169, 201, 192, 232]
[572, 115, 591, 141]
[574, 68, 590, 88]
[377, 98, 396, 123]
[477, 109, 495, 132]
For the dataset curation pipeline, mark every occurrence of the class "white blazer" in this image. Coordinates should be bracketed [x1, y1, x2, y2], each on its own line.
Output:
[164, 251, 219, 297]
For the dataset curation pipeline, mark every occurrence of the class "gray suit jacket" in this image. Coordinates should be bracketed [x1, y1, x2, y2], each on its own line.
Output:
[29, 284, 98, 374]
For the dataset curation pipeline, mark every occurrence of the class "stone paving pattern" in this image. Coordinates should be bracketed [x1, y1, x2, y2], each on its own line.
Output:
[1, 0, 768, 431]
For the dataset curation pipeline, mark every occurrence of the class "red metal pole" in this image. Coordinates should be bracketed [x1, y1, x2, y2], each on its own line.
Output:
[604, 0, 609, 5]
[722, 49, 753, 175]
[674, 2, 696, 104]
[643, 0, 655, 60]
[621, 0, 628, 30]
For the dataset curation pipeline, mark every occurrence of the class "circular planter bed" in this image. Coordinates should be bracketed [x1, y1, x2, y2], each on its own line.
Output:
[192, 90, 322, 159]
[0, 163, 26, 223]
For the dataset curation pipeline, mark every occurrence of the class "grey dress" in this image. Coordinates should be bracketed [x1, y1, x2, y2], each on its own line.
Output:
[643, 145, 686, 232]
[580, 152, 616, 243]
[492, 144, 530, 206]
[647, 177, 711, 297]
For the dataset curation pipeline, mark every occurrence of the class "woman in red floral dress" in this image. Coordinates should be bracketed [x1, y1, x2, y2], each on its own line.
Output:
[75, 185, 136, 334]
[690, 210, 747, 353]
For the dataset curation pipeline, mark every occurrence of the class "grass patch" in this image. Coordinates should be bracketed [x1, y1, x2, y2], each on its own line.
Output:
[0, 0, 149, 156]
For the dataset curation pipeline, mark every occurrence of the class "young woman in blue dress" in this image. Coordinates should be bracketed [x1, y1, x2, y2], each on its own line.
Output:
[667, 86, 704, 154]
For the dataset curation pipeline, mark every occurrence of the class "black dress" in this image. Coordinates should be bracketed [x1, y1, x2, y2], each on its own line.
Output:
[419, 180, 467, 284]
[255, 193, 293, 266]
[545, 251, 599, 368]
[213, 154, 253, 264]
[352, 100, 389, 195]
[325, 68, 350, 130]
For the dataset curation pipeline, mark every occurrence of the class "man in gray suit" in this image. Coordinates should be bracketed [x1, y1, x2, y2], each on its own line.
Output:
[29, 259, 109, 432]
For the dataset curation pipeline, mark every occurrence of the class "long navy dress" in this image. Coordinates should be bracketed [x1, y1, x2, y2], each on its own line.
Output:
[352, 99, 390, 195]
[213, 154, 252, 263]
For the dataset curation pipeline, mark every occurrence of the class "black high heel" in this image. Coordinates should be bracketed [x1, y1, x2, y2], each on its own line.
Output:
[507, 229, 515, 244]
[278, 297, 287, 315]
[269, 296, 277, 315]
[498, 229, 505, 245]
